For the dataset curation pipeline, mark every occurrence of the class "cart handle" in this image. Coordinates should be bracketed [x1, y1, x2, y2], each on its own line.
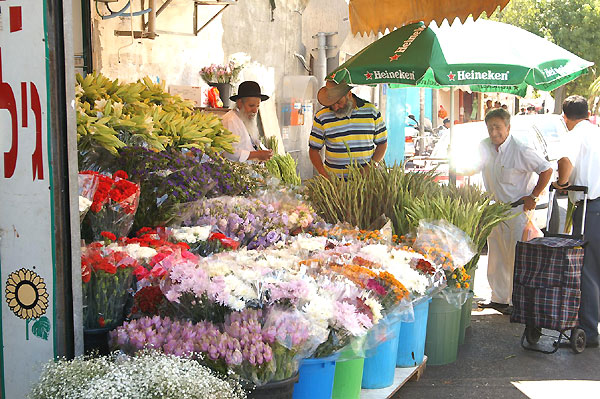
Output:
[549, 184, 588, 194]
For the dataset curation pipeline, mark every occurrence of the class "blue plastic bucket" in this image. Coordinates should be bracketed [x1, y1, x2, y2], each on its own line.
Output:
[362, 321, 402, 389]
[293, 354, 338, 399]
[396, 298, 431, 367]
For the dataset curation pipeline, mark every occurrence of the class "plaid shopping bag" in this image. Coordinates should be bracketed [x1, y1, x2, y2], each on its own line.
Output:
[511, 237, 585, 331]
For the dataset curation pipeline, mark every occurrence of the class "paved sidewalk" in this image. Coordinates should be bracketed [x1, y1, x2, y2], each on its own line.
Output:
[393, 255, 600, 399]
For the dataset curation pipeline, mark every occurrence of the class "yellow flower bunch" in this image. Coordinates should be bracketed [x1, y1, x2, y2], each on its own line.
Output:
[445, 266, 471, 290]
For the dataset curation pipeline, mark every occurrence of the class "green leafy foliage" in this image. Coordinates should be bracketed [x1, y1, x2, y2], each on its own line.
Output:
[489, 0, 600, 97]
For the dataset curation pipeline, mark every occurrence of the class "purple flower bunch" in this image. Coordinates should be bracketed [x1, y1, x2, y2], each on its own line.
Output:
[181, 196, 308, 250]
[264, 279, 311, 306]
[262, 309, 313, 381]
[110, 310, 283, 384]
[116, 147, 216, 230]
[224, 309, 273, 367]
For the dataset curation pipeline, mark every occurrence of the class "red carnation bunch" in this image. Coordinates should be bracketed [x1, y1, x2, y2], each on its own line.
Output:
[132, 286, 166, 315]
[80, 241, 140, 330]
[80, 171, 140, 240]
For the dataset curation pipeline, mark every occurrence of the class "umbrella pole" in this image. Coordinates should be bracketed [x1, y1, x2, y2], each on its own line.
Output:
[449, 87, 456, 186]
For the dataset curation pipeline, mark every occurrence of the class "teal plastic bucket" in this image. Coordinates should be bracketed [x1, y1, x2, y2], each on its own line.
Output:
[293, 354, 338, 399]
[425, 295, 461, 366]
[362, 321, 402, 389]
[396, 298, 431, 367]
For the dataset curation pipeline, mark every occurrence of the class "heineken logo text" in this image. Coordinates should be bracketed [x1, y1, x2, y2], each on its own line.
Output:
[366, 70, 416, 80]
[542, 66, 567, 78]
[394, 26, 426, 54]
[449, 70, 510, 81]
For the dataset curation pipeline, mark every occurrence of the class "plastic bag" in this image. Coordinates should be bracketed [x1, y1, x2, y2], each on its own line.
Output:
[437, 287, 469, 308]
[413, 219, 476, 270]
[261, 308, 323, 383]
[78, 173, 98, 224]
[522, 212, 543, 242]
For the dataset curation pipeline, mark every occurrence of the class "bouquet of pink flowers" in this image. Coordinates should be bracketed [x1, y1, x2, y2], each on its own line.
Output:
[200, 61, 243, 84]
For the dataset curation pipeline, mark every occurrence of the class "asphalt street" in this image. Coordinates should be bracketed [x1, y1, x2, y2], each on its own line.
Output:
[394, 254, 600, 399]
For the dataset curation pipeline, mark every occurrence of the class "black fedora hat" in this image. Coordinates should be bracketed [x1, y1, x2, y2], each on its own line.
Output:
[230, 81, 269, 101]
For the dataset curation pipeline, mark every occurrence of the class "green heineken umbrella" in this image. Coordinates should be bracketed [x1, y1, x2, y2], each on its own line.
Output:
[329, 18, 593, 96]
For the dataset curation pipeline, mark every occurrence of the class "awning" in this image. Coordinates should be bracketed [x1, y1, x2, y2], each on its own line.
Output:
[348, 0, 510, 35]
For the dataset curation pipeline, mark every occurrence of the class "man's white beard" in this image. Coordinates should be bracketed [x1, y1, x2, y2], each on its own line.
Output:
[238, 107, 260, 146]
[334, 98, 354, 118]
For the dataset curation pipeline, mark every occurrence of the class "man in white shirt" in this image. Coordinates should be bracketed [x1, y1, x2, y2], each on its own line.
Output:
[476, 108, 553, 314]
[221, 81, 273, 162]
[554, 95, 600, 348]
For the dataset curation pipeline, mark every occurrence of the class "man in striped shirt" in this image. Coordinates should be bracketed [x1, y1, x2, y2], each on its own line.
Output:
[309, 80, 388, 178]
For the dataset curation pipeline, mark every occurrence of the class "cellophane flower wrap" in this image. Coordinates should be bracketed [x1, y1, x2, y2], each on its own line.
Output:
[81, 170, 140, 241]
[116, 148, 216, 231]
[177, 192, 318, 250]
[261, 308, 316, 382]
[411, 219, 476, 307]
[167, 225, 237, 257]
[81, 234, 139, 329]
[78, 173, 98, 224]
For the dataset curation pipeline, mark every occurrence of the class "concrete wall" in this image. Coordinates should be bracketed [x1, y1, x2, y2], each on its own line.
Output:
[90, 0, 373, 100]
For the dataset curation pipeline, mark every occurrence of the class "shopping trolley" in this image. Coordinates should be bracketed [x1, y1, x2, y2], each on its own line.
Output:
[511, 185, 588, 354]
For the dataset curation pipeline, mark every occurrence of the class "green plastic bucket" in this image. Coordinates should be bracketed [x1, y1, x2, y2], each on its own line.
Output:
[332, 357, 364, 399]
[425, 295, 461, 366]
[458, 292, 474, 345]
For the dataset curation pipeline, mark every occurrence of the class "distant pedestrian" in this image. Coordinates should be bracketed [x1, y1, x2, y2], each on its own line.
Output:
[554, 95, 600, 348]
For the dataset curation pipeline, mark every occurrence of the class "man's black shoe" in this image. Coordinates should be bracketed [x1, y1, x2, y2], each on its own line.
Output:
[498, 305, 513, 315]
[478, 301, 509, 311]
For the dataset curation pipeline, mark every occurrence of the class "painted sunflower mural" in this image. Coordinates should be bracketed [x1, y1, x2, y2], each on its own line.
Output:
[5, 268, 49, 320]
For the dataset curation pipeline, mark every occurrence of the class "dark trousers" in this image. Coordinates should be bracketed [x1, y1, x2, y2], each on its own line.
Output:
[573, 199, 600, 341]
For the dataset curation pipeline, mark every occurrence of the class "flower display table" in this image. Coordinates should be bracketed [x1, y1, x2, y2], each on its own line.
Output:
[360, 356, 427, 399]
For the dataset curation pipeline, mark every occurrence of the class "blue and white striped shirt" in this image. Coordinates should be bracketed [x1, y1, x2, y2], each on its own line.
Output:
[309, 96, 387, 177]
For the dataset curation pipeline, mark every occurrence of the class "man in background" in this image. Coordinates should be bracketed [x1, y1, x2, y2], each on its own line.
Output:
[222, 81, 273, 163]
[475, 108, 553, 314]
[554, 95, 600, 347]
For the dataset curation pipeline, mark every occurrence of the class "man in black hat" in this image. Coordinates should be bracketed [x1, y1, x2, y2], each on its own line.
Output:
[222, 81, 273, 162]
[309, 80, 387, 178]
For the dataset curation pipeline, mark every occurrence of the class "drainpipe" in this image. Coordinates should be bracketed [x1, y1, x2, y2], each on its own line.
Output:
[314, 32, 328, 87]
[147, 0, 156, 39]
[449, 87, 456, 186]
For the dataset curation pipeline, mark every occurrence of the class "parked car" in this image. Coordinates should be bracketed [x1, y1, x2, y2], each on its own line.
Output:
[408, 115, 565, 192]
[418, 114, 566, 172]
[406, 114, 568, 226]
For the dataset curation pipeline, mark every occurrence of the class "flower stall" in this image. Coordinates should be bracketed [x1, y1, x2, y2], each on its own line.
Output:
[30, 72, 515, 399]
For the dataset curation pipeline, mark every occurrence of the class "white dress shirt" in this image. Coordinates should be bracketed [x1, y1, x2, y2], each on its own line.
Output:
[221, 109, 261, 162]
[560, 120, 600, 202]
[477, 134, 552, 204]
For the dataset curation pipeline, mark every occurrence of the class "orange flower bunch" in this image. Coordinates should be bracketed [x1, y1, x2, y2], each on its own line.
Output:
[352, 256, 380, 270]
[329, 263, 377, 289]
[446, 266, 471, 290]
[378, 271, 410, 301]
[357, 229, 383, 242]
[416, 243, 455, 270]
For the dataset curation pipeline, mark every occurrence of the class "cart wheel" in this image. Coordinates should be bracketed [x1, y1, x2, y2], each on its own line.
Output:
[525, 326, 542, 345]
[570, 328, 586, 354]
